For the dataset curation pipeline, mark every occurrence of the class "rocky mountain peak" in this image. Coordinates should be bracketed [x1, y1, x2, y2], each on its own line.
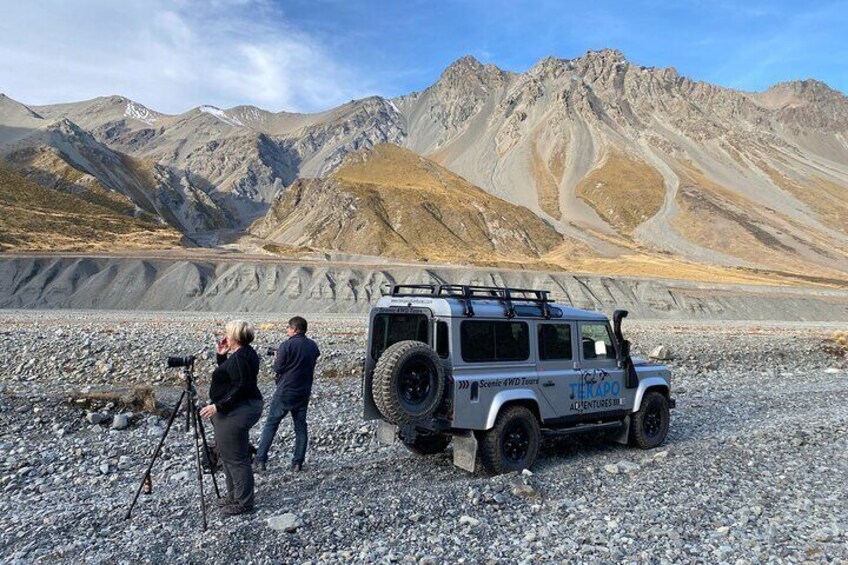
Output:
[438, 55, 508, 86]
[442, 54, 484, 76]
[763, 79, 845, 104]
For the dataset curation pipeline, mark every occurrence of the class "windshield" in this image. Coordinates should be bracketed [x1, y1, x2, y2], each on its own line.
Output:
[371, 313, 429, 359]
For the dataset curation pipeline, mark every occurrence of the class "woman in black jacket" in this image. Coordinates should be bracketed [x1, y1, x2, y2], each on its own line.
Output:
[200, 320, 263, 515]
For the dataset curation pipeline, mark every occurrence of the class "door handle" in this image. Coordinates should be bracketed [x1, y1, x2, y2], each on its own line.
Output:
[542, 381, 555, 387]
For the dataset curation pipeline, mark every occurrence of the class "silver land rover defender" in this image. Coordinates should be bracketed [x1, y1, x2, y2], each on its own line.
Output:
[363, 284, 675, 474]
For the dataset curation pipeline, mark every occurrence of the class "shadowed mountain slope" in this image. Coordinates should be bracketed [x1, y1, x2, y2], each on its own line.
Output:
[0, 163, 181, 251]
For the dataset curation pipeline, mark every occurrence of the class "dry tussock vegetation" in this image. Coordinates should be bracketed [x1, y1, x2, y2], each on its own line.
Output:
[823, 331, 848, 357]
[530, 134, 562, 219]
[69, 386, 157, 413]
[0, 163, 181, 251]
[323, 144, 563, 263]
[575, 152, 666, 235]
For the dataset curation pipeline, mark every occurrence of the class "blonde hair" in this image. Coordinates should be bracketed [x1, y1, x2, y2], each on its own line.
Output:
[225, 320, 255, 346]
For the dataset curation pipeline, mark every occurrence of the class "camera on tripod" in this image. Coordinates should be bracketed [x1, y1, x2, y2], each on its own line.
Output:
[127, 351, 220, 530]
[167, 355, 196, 368]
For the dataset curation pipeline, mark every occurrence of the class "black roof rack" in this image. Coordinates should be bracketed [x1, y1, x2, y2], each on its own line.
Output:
[388, 284, 553, 318]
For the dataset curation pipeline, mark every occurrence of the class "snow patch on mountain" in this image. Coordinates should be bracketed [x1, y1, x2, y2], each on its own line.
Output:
[124, 101, 158, 125]
[199, 106, 244, 127]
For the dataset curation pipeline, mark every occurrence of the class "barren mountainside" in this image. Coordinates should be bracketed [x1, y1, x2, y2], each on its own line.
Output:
[1, 49, 847, 283]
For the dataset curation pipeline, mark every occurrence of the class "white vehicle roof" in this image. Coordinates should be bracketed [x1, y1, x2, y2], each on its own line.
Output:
[373, 284, 608, 321]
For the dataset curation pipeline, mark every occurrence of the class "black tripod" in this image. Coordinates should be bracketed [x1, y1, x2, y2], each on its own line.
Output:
[125, 357, 220, 530]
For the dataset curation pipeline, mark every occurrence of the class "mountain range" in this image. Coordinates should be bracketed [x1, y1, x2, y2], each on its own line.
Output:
[1, 49, 847, 286]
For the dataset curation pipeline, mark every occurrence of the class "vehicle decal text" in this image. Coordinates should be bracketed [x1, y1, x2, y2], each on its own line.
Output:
[458, 376, 540, 390]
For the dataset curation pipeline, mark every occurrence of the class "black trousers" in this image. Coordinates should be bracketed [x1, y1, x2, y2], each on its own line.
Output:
[212, 398, 263, 508]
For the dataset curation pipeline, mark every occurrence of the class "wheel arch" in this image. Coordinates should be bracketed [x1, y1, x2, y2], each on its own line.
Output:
[632, 377, 671, 412]
[484, 389, 542, 430]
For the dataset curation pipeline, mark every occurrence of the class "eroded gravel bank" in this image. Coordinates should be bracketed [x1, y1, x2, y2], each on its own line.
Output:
[1, 311, 847, 564]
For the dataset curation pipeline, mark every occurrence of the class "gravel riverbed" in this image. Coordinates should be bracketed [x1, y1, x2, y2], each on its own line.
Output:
[1, 311, 847, 564]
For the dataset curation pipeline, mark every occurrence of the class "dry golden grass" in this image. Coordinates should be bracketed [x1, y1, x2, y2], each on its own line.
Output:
[822, 331, 848, 357]
[321, 144, 564, 263]
[69, 386, 156, 413]
[0, 163, 181, 251]
[530, 134, 562, 219]
[669, 160, 848, 284]
[261, 243, 313, 257]
[575, 152, 666, 236]
[756, 159, 848, 236]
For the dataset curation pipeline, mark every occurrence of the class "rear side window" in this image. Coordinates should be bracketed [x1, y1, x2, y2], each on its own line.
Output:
[461, 321, 529, 362]
[436, 321, 449, 359]
[371, 314, 428, 359]
[580, 322, 616, 360]
[538, 323, 572, 360]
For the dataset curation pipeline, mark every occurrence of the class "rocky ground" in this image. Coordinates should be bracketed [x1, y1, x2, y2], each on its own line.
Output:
[0, 311, 847, 564]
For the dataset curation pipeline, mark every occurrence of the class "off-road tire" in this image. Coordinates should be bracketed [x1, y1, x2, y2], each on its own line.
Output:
[402, 432, 451, 456]
[629, 391, 670, 449]
[373, 340, 445, 424]
[479, 405, 541, 475]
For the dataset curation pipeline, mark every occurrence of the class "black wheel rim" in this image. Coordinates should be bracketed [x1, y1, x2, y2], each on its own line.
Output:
[399, 360, 432, 407]
[501, 421, 531, 463]
[644, 402, 663, 438]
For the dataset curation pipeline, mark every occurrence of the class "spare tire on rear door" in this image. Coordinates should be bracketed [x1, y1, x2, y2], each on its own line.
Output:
[373, 340, 445, 424]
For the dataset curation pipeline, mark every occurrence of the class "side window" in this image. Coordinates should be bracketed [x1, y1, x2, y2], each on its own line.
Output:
[371, 314, 429, 359]
[538, 323, 572, 361]
[436, 321, 449, 359]
[580, 323, 616, 360]
[461, 321, 529, 362]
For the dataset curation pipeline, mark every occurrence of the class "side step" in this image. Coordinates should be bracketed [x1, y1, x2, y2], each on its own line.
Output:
[542, 420, 624, 437]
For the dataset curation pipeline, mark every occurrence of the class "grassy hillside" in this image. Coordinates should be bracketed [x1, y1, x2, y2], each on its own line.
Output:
[254, 144, 567, 265]
[0, 163, 182, 251]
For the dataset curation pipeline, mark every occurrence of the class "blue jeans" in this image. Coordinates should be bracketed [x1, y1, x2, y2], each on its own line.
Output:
[255, 394, 308, 465]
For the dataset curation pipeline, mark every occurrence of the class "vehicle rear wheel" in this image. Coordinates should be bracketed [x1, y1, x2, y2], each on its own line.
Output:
[372, 340, 445, 425]
[479, 405, 540, 475]
[629, 391, 670, 449]
[402, 432, 451, 456]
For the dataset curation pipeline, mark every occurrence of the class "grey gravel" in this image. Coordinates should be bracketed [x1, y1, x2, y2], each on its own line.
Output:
[111, 414, 130, 430]
[268, 513, 302, 533]
[0, 312, 847, 563]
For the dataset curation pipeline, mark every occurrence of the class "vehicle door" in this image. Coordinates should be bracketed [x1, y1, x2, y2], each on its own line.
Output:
[535, 321, 581, 418]
[575, 321, 626, 414]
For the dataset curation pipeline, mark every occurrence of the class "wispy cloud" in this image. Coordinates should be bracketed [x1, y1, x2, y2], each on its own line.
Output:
[0, 0, 372, 113]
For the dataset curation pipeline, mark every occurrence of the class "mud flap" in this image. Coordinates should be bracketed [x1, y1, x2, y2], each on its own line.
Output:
[452, 431, 478, 473]
[376, 421, 398, 446]
[611, 415, 631, 445]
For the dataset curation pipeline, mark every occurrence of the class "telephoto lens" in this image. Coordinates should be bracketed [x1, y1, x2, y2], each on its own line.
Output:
[167, 355, 196, 368]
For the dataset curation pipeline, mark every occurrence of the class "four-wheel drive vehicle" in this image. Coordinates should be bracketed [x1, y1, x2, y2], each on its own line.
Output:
[362, 284, 675, 474]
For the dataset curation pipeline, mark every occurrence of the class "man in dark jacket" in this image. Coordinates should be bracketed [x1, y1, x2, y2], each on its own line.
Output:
[254, 316, 320, 472]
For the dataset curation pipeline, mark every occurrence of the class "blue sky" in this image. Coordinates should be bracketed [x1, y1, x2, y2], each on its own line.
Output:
[0, 0, 846, 113]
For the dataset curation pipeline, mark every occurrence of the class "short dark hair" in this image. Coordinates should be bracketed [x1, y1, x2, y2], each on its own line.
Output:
[288, 316, 307, 333]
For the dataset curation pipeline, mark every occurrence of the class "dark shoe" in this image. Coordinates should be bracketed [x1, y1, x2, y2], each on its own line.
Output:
[215, 497, 235, 508]
[253, 461, 266, 473]
[221, 504, 255, 516]
[291, 462, 303, 472]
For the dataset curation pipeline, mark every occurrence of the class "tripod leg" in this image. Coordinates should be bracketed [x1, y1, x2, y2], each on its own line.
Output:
[125, 390, 187, 520]
[185, 392, 191, 433]
[191, 404, 209, 530]
[197, 410, 221, 498]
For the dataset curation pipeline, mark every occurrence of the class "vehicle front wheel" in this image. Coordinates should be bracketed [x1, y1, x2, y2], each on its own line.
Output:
[402, 432, 451, 456]
[629, 391, 670, 449]
[479, 405, 540, 475]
